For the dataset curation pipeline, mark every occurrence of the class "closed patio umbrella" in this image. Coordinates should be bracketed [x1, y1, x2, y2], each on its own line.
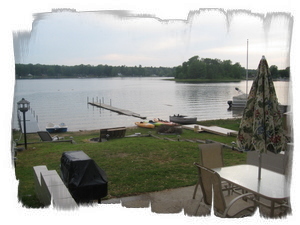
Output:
[236, 56, 287, 179]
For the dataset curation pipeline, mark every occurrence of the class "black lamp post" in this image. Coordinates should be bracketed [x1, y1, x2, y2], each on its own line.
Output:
[17, 98, 30, 149]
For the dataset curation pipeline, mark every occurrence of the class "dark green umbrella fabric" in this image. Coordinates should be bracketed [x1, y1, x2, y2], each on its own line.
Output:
[237, 56, 287, 154]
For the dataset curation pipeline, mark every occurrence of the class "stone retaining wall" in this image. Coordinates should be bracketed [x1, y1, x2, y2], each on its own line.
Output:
[33, 165, 78, 209]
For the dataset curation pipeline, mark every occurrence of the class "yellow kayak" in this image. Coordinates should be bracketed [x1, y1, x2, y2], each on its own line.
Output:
[135, 121, 155, 129]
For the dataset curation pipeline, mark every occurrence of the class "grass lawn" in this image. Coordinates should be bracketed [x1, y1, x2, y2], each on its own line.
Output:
[13, 118, 245, 208]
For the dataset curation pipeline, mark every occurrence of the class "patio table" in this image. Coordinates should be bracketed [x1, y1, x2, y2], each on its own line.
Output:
[212, 164, 290, 217]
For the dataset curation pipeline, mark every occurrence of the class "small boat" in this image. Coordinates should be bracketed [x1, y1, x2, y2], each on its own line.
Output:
[227, 87, 288, 114]
[46, 122, 68, 133]
[169, 115, 197, 124]
[135, 121, 155, 129]
[153, 118, 179, 126]
[227, 88, 247, 109]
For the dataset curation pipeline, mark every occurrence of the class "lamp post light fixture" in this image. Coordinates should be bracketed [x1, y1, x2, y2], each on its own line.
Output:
[17, 98, 30, 149]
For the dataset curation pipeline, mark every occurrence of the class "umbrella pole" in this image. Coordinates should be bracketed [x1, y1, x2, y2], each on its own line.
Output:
[258, 152, 262, 180]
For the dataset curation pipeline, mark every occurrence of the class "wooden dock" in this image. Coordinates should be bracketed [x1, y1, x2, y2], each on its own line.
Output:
[182, 124, 238, 136]
[88, 102, 146, 119]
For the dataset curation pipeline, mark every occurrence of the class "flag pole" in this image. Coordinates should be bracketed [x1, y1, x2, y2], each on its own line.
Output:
[246, 39, 249, 97]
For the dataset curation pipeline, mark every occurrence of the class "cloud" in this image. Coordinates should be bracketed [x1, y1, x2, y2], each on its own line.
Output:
[13, 9, 293, 69]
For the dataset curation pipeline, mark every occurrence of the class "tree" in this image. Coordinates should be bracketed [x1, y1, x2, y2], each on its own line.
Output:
[14, 61, 286, 80]
[231, 63, 244, 79]
[175, 65, 184, 79]
[278, 67, 290, 79]
[270, 65, 279, 78]
[103, 65, 112, 76]
[222, 60, 233, 77]
[175, 56, 247, 80]
[188, 60, 201, 79]
[188, 56, 199, 64]
[198, 61, 207, 78]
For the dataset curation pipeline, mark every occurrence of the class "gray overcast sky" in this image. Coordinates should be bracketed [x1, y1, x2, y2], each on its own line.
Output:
[13, 8, 293, 69]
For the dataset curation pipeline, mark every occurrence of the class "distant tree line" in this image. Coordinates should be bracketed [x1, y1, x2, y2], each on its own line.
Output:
[15, 64, 175, 78]
[175, 56, 290, 80]
[269, 65, 290, 79]
[15, 57, 290, 80]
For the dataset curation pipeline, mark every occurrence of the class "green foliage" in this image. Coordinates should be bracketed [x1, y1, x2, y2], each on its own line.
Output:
[15, 63, 176, 78]
[15, 59, 289, 80]
[269, 65, 290, 79]
[175, 56, 290, 80]
[175, 56, 245, 80]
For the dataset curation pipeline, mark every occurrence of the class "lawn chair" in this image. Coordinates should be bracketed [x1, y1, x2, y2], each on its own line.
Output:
[193, 143, 225, 199]
[194, 163, 256, 218]
[37, 131, 74, 144]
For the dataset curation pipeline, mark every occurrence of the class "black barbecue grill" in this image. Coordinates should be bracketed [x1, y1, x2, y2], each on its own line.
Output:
[60, 151, 108, 203]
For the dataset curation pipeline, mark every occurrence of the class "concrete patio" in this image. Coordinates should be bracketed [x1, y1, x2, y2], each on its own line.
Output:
[101, 185, 290, 218]
[101, 185, 210, 216]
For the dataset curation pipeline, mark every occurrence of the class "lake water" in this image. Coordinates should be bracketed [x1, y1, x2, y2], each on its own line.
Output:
[12, 77, 291, 131]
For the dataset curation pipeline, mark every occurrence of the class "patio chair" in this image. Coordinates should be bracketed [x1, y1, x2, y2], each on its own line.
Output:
[194, 163, 256, 218]
[246, 150, 287, 174]
[193, 143, 226, 199]
[37, 131, 74, 144]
